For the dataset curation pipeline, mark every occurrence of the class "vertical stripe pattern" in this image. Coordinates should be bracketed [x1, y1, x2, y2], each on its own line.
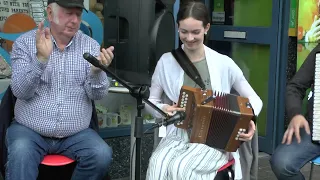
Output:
[146, 127, 228, 180]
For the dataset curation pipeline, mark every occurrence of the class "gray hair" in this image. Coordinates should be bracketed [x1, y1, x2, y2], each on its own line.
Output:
[48, 2, 60, 24]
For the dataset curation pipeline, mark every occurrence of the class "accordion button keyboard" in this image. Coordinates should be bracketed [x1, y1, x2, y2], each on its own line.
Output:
[313, 53, 320, 141]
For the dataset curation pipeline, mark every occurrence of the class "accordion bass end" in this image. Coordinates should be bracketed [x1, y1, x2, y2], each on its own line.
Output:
[175, 86, 255, 152]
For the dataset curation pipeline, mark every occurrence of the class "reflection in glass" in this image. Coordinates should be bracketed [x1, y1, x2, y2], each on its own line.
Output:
[208, 40, 270, 136]
[210, 0, 272, 27]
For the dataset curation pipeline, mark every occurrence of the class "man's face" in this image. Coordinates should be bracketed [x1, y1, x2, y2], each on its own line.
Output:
[48, 5, 82, 38]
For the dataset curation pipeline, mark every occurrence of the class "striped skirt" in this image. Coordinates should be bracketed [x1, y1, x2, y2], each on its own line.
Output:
[146, 128, 229, 180]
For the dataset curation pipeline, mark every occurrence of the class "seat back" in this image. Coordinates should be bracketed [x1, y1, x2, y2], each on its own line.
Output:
[0, 86, 16, 176]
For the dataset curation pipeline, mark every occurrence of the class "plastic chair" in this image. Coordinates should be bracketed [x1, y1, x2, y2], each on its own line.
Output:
[81, 10, 104, 45]
[214, 158, 235, 180]
[37, 155, 76, 180]
[309, 156, 320, 180]
[41, 154, 75, 166]
[39, 155, 112, 180]
[218, 158, 235, 172]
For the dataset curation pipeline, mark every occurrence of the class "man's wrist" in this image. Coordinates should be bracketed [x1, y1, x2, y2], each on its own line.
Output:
[36, 53, 48, 63]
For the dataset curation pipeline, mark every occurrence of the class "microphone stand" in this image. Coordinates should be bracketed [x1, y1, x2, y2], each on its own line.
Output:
[83, 53, 169, 180]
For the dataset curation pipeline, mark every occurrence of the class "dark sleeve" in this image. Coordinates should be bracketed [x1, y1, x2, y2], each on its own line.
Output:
[285, 45, 320, 121]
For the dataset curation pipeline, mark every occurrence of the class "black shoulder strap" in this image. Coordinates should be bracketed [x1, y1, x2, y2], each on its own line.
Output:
[171, 47, 206, 89]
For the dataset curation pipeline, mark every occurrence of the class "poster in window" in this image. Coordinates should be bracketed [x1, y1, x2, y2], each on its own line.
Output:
[297, 0, 320, 43]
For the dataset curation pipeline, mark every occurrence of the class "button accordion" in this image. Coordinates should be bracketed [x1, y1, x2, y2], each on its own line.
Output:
[175, 86, 255, 152]
[313, 53, 320, 141]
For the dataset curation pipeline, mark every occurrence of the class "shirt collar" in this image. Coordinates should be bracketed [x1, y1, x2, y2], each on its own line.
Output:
[51, 31, 78, 49]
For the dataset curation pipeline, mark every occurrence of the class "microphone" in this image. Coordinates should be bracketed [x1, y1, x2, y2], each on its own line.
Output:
[83, 52, 123, 89]
[151, 111, 186, 129]
[83, 53, 104, 68]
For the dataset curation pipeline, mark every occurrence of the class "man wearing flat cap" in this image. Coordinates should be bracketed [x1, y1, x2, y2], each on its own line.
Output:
[5, 0, 114, 179]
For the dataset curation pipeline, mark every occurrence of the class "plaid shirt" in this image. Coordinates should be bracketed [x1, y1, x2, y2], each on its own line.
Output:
[10, 30, 109, 138]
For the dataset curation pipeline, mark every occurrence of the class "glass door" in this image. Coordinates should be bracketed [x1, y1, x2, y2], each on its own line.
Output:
[205, 0, 288, 154]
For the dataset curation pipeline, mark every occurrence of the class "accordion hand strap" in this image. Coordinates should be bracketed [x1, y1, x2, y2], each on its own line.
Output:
[171, 47, 206, 90]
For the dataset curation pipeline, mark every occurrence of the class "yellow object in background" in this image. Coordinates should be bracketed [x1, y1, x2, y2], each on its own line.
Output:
[298, 0, 319, 42]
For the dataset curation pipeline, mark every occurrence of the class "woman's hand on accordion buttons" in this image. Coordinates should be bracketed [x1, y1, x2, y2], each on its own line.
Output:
[239, 120, 256, 141]
[162, 103, 185, 116]
[282, 115, 310, 145]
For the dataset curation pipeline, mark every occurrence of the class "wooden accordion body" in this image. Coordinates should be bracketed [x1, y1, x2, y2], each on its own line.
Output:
[175, 86, 254, 152]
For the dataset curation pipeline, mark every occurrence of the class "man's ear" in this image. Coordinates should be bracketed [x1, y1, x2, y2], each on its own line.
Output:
[46, 6, 53, 22]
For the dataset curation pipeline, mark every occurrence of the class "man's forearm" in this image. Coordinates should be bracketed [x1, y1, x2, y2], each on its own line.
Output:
[11, 55, 46, 100]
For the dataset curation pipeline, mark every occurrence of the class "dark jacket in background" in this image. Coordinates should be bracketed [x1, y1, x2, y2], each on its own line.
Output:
[0, 86, 16, 176]
[286, 44, 320, 128]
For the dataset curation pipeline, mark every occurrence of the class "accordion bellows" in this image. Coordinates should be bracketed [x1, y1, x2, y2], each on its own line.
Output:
[175, 86, 254, 152]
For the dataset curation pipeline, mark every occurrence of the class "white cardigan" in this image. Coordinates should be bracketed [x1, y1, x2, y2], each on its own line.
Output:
[146, 44, 263, 179]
